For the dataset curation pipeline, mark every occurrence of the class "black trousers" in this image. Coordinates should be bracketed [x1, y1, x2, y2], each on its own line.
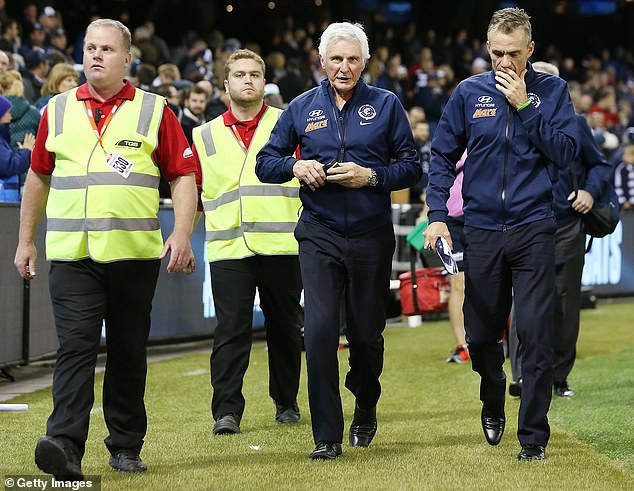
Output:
[553, 219, 585, 383]
[295, 220, 395, 445]
[508, 218, 585, 384]
[209, 255, 303, 420]
[46, 259, 161, 458]
[463, 219, 556, 447]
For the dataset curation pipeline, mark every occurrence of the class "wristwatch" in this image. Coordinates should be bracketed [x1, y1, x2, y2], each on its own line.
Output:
[367, 168, 378, 187]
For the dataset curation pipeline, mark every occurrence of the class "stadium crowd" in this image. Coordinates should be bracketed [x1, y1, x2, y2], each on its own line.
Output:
[0, 3, 633, 204]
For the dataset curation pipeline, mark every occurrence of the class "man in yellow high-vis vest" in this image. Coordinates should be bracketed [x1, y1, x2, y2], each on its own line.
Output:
[14, 19, 198, 479]
[192, 49, 303, 436]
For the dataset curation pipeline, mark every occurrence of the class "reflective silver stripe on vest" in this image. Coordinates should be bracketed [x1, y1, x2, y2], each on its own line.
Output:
[47, 217, 160, 232]
[240, 185, 299, 198]
[51, 173, 160, 189]
[205, 227, 243, 241]
[200, 125, 216, 157]
[136, 92, 158, 137]
[54, 91, 70, 136]
[242, 221, 297, 233]
[202, 188, 239, 212]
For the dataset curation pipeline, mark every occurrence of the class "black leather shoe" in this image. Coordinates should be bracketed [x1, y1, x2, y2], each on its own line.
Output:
[481, 403, 505, 446]
[517, 444, 546, 461]
[553, 380, 575, 397]
[309, 441, 342, 460]
[349, 404, 377, 448]
[109, 451, 147, 473]
[35, 436, 84, 480]
[213, 414, 240, 435]
[275, 402, 300, 424]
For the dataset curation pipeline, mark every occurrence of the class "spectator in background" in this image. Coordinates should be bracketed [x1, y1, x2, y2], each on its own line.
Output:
[38, 5, 61, 37]
[0, 50, 9, 73]
[0, 95, 35, 201]
[445, 152, 469, 364]
[377, 53, 406, 106]
[142, 21, 171, 66]
[19, 22, 47, 60]
[21, 50, 49, 103]
[197, 79, 228, 121]
[0, 19, 21, 54]
[277, 57, 308, 103]
[265, 51, 286, 84]
[180, 85, 208, 144]
[35, 63, 78, 111]
[156, 63, 181, 87]
[154, 83, 181, 117]
[134, 63, 157, 92]
[0, 70, 41, 150]
[410, 119, 430, 202]
[263, 82, 284, 109]
[49, 28, 74, 65]
[614, 143, 634, 211]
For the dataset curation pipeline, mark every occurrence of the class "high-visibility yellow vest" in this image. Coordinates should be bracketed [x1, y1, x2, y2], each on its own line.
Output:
[193, 107, 300, 262]
[44, 87, 165, 262]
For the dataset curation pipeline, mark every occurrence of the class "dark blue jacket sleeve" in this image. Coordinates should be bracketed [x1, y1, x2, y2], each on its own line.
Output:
[516, 82, 577, 170]
[577, 115, 611, 199]
[0, 136, 31, 178]
[255, 107, 299, 184]
[375, 97, 422, 192]
[426, 87, 467, 223]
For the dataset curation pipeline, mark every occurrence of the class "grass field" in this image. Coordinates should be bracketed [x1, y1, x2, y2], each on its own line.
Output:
[1, 301, 633, 490]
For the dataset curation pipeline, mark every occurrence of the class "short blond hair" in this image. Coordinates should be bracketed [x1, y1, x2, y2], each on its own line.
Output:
[224, 49, 265, 80]
[487, 8, 532, 45]
[86, 18, 131, 52]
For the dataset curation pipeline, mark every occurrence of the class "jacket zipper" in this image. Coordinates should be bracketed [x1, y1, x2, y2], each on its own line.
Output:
[502, 105, 510, 232]
[331, 101, 349, 234]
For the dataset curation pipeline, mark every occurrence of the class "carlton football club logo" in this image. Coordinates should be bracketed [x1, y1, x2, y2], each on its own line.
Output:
[358, 104, 377, 120]
[527, 92, 541, 107]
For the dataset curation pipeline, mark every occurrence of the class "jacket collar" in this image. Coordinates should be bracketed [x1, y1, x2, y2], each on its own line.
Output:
[320, 77, 369, 106]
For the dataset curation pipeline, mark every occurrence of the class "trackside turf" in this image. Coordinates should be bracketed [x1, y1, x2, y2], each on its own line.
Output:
[1, 301, 632, 490]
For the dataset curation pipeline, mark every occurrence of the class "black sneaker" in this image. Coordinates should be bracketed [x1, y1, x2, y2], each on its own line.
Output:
[553, 380, 575, 397]
[509, 379, 523, 398]
[109, 451, 147, 473]
[275, 403, 300, 424]
[213, 414, 241, 435]
[34, 436, 84, 480]
[517, 444, 546, 461]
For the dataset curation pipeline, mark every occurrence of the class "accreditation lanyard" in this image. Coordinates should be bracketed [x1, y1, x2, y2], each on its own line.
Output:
[230, 124, 248, 153]
[84, 99, 122, 152]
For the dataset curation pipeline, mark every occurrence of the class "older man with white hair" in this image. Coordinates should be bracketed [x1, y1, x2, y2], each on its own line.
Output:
[257, 21, 421, 460]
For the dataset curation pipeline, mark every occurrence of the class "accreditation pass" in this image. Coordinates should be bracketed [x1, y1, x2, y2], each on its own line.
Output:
[106, 151, 134, 178]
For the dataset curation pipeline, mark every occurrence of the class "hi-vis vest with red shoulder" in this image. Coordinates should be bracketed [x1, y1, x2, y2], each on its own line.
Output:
[44, 87, 165, 262]
[193, 106, 300, 262]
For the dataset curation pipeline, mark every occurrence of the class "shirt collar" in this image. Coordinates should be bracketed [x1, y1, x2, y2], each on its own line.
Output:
[75, 80, 136, 103]
[223, 102, 267, 126]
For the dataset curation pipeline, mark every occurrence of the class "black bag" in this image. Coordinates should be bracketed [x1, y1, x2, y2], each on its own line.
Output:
[571, 162, 620, 251]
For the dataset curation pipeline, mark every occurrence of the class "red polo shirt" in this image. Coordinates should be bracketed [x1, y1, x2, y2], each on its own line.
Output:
[221, 103, 267, 150]
[31, 81, 199, 184]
